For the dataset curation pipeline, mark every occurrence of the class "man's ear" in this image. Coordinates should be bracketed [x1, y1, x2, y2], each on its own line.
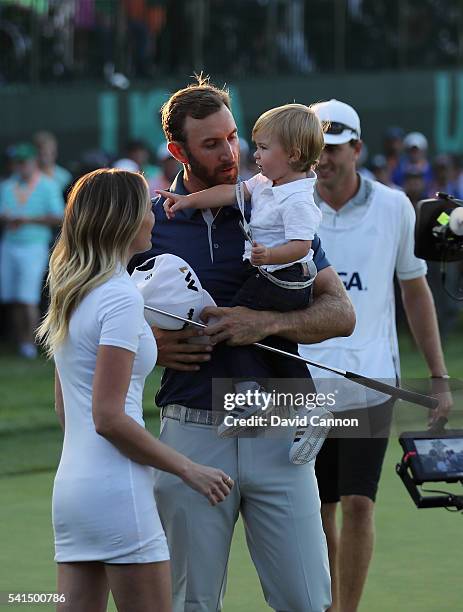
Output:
[352, 139, 363, 160]
[168, 141, 189, 164]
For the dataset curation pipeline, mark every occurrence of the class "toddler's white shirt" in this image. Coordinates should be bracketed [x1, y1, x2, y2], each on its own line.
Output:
[243, 171, 321, 272]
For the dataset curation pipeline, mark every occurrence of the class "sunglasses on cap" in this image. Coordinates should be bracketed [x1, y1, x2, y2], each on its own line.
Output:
[322, 121, 359, 139]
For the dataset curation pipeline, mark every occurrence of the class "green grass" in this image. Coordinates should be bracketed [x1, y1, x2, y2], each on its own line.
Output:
[0, 331, 462, 610]
[0, 349, 163, 435]
[1, 443, 462, 612]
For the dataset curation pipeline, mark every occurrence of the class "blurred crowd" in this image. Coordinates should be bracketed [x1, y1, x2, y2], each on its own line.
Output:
[358, 127, 463, 340]
[358, 127, 463, 203]
[0, 0, 462, 85]
[0, 126, 462, 358]
[0, 133, 183, 357]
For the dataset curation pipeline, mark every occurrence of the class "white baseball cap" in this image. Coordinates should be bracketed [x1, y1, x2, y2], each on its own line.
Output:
[312, 99, 361, 144]
[403, 132, 428, 150]
[132, 254, 216, 330]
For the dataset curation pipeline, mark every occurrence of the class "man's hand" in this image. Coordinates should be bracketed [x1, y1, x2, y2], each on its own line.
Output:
[428, 377, 453, 426]
[157, 190, 191, 219]
[152, 326, 213, 371]
[201, 306, 277, 346]
[250, 242, 270, 266]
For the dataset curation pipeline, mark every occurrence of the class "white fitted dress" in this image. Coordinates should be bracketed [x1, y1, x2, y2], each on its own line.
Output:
[52, 270, 169, 563]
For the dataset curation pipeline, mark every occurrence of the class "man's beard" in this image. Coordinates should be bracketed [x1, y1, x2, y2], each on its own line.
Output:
[184, 146, 239, 187]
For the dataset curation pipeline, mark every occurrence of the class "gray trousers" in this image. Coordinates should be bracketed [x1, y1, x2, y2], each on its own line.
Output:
[154, 413, 331, 612]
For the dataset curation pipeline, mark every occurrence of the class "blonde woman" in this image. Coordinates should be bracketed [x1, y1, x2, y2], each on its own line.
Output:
[37, 169, 234, 612]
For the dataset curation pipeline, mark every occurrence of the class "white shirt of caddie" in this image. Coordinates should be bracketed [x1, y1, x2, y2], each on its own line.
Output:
[299, 175, 427, 410]
[243, 171, 321, 272]
[315, 176, 426, 281]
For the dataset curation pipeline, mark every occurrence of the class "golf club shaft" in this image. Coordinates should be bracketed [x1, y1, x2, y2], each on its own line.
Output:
[144, 305, 438, 410]
[254, 341, 437, 410]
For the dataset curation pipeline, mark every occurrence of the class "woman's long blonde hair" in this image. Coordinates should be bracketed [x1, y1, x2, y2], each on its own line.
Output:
[37, 168, 150, 357]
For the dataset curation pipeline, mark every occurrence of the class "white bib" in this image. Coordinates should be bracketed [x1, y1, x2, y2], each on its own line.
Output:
[299, 182, 401, 410]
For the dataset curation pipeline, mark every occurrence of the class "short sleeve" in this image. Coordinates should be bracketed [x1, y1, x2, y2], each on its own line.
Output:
[244, 173, 267, 195]
[395, 193, 427, 280]
[99, 285, 145, 353]
[281, 197, 322, 241]
[312, 235, 330, 272]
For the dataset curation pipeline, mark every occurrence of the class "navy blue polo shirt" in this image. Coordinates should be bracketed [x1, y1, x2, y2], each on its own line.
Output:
[129, 172, 331, 411]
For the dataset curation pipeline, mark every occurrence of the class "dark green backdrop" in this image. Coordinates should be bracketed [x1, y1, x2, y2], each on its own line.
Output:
[2, 70, 463, 167]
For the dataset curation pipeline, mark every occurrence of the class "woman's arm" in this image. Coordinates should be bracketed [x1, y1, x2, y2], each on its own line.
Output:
[159, 183, 249, 219]
[55, 369, 65, 431]
[92, 345, 233, 505]
[251, 240, 311, 266]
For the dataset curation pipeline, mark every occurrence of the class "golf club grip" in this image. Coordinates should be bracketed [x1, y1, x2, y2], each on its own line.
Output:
[344, 371, 439, 410]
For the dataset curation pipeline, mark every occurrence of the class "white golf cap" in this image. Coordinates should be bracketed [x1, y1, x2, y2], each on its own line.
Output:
[312, 99, 361, 144]
[403, 132, 428, 150]
[132, 254, 216, 330]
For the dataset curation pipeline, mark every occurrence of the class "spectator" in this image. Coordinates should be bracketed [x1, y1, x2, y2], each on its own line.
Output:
[125, 139, 159, 184]
[33, 131, 72, 194]
[0, 143, 64, 358]
[392, 131, 433, 190]
[276, 24, 314, 74]
[356, 142, 375, 180]
[428, 154, 461, 199]
[382, 126, 404, 181]
[403, 168, 427, 209]
[1, 146, 17, 181]
[73, 148, 111, 179]
[370, 154, 401, 189]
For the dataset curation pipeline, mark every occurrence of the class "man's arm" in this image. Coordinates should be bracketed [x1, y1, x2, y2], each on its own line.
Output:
[201, 266, 355, 346]
[399, 275, 452, 422]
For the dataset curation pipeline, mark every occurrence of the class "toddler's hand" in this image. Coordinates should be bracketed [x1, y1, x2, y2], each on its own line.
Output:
[251, 242, 270, 266]
[158, 189, 189, 220]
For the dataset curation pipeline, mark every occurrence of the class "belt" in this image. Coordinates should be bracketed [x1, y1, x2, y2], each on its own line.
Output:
[162, 404, 224, 426]
[257, 260, 317, 290]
